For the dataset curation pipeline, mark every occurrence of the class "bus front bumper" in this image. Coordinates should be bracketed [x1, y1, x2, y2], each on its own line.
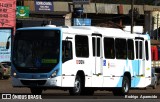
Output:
[11, 76, 62, 88]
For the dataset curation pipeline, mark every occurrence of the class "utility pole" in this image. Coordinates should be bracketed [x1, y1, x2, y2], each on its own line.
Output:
[131, 0, 134, 34]
[157, 13, 159, 40]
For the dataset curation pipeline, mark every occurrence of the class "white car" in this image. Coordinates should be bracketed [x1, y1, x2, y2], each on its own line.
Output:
[0, 62, 11, 80]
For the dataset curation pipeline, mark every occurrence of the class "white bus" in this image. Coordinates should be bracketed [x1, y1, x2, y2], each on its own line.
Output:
[11, 25, 151, 95]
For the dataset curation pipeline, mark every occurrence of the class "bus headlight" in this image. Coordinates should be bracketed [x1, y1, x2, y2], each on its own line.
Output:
[51, 70, 57, 78]
[12, 70, 18, 78]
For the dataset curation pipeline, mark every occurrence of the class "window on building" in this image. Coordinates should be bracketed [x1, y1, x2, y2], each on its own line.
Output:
[17, 0, 24, 6]
[75, 35, 89, 57]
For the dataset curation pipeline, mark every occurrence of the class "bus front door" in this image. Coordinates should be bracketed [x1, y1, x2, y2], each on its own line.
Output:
[92, 34, 103, 87]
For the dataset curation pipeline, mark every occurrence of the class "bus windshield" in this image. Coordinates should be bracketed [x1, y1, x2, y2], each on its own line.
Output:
[13, 29, 60, 73]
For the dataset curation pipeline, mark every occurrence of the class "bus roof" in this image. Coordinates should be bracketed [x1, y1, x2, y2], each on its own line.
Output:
[16, 25, 150, 40]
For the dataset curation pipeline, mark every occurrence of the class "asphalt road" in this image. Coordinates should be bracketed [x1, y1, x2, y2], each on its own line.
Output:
[0, 78, 160, 100]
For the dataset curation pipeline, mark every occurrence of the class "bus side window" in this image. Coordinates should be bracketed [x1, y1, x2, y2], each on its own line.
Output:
[75, 35, 89, 58]
[127, 39, 134, 60]
[62, 41, 73, 63]
[115, 38, 127, 59]
[103, 37, 115, 59]
[145, 41, 149, 60]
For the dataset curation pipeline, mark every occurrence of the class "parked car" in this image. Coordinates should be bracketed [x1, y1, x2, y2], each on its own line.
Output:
[0, 62, 11, 79]
[150, 71, 158, 89]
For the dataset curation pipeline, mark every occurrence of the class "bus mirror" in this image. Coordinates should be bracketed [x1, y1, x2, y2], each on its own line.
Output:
[6, 35, 11, 49]
[6, 41, 10, 49]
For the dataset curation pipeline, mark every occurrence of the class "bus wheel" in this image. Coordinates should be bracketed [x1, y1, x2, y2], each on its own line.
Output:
[69, 75, 82, 95]
[121, 76, 130, 95]
[112, 76, 130, 96]
[30, 88, 42, 95]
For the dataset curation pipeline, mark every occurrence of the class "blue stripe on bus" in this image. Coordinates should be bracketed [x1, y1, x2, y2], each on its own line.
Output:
[116, 60, 142, 88]
[116, 66, 125, 87]
[116, 77, 123, 87]
[131, 60, 141, 87]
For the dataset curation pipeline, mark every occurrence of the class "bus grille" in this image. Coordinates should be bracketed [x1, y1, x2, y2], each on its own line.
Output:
[21, 80, 46, 86]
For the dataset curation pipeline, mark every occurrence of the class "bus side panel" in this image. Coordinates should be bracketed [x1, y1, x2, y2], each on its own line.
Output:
[103, 76, 123, 87]
[85, 76, 92, 87]
[62, 33, 94, 87]
[109, 60, 126, 77]
[131, 60, 145, 87]
[131, 77, 146, 87]
[103, 60, 125, 87]
[131, 61, 151, 88]
[145, 40, 151, 87]
[61, 76, 75, 87]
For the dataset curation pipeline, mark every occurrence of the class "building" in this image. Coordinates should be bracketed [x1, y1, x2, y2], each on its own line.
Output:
[16, 0, 160, 39]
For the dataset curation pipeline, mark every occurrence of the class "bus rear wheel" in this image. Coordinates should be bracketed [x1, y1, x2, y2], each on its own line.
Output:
[112, 76, 130, 96]
[69, 75, 82, 95]
[121, 76, 130, 95]
[30, 88, 42, 95]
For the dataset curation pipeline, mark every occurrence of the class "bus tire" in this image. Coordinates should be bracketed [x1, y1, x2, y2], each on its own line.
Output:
[112, 76, 130, 96]
[30, 88, 42, 95]
[69, 75, 82, 95]
[121, 76, 130, 95]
